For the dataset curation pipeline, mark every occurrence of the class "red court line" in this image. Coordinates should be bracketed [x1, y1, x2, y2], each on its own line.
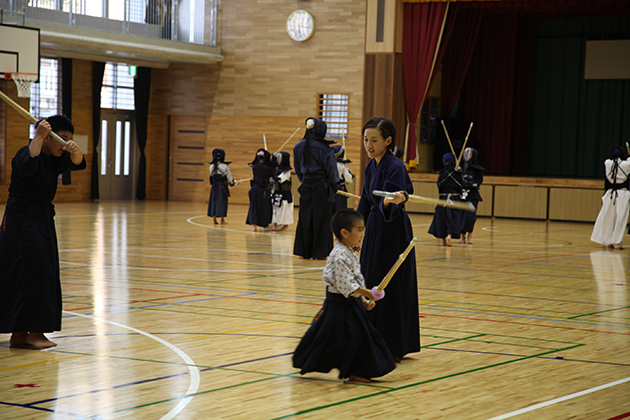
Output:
[141, 293, 203, 302]
[232, 295, 323, 307]
[608, 412, 630, 420]
[426, 313, 630, 336]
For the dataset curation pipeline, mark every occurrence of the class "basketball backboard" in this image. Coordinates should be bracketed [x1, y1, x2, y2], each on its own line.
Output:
[0, 24, 40, 81]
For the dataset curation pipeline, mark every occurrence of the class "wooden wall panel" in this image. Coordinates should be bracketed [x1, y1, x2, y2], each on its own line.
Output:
[549, 188, 603, 222]
[71, 60, 94, 201]
[477, 184, 493, 217]
[494, 185, 547, 219]
[169, 116, 208, 201]
[363, 54, 394, 122]
[365, 0, 402, 53]
[406, 181, 438, 213]
[405, 181, 493, 218]
[145, 113, 169, 200]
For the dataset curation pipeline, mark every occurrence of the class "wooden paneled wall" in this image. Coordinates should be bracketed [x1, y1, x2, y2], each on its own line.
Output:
[1, 0, 368, 203]
[145, 0, 369, 202]
[407, 173, 603, 222]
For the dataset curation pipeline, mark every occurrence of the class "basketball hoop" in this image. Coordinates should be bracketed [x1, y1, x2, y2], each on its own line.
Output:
[5, 73, 38, 98]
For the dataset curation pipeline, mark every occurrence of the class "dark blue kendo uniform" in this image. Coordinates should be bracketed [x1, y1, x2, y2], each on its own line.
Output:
[357, 151, 420, 360]
[208, 149, 233, 218]
[459, 148, 484, 235]
[293, 118, 339, 259]
[0, 145, 86, 334]
[428, 153, 462, 240]
[246, 149, 277, 228]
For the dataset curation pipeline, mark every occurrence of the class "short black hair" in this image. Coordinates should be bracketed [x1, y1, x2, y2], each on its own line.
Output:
[362, 117, 396, 152]
[330, 209, 364, 240]
[46, 115, 74, 135]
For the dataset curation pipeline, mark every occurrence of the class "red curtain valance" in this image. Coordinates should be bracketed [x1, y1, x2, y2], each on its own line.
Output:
[403, 1, 498, 3]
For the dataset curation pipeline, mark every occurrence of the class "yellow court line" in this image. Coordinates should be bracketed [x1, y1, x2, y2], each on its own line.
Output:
[0, 354, 86, 371]
[173, 322, 296, 343]
[419, 278, 589, 304]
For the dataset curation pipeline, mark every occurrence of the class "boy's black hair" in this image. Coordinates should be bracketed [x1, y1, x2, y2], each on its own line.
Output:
[330, 209, 364, 240]
[46, 115, 74, 135]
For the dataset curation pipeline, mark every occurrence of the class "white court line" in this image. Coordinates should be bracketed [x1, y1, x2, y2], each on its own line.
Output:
[64, 310, 200, 420]
[487, 376, 630, 420]
[188, 215, 282, 236]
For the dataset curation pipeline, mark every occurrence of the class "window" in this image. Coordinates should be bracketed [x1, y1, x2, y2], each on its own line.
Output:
[101, 63, 135, 110]
[28, 0, 145, 20]
[317, 93, 349, 140]
[30, 58, 61, 138]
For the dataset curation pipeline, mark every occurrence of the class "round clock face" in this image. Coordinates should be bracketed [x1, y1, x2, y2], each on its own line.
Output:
[286, 10, 315, 42]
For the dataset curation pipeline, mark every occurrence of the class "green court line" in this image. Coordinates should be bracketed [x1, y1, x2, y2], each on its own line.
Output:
[67, 334, 583, 419]
[141, 306, 315, 325]
[271, 343, 585, 419]
[139, 301, 315, 320]
[419, 326, 582, 345]
[568, 305, 630, 319]
[52, 349, 301, 377]
[423, 299, 587, 317]
[84, 370, 393, 419]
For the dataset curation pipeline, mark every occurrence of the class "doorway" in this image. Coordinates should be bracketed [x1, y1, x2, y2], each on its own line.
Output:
[99, 110, 137, 200]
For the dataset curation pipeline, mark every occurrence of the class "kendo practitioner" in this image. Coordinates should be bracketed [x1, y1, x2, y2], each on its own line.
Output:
[246, 148, 277, 232]
[358, 117, 420, 362]
[591, 147, 630, 249]
[458, 147, 484, 244]
[331, 144, 354, 213]
[208, 148, 235, 225]
[428, 153, 463, 247]
[271, 151, 294, 231]
[0, 115, 86, 349]
[293, 117, 340, 259]
[293, 209, 396, 383]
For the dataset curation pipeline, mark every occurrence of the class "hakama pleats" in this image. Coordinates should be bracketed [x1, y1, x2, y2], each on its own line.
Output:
[272, 201, 294, 225]
[246, 185, 272, 228]
[293, 179, 334, 259]
[591, 189, 630, 245]
[293, 292, 396, 380]
[0, 202, 62, 333]
[207, 184, 229, 217]
[459, 200, 479, 234]
[428, 206, 461, 240]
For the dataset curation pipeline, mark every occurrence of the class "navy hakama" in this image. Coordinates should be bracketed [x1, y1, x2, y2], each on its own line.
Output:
[293, 292, 396, 380]
[459, 149, 484, 235]
[0, 146, 86, 333]
[357, 152, 420, 360]
[428, 204, 462, 240]
[208, 174, 230, 218]
[292, 125, 339, 259]
[246, 161, 276, 228]
[293, 179, 334, 259]
[428, 166, 462, 240]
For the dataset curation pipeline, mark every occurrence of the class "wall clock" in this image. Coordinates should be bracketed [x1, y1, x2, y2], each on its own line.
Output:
[286, 10, 315, 42]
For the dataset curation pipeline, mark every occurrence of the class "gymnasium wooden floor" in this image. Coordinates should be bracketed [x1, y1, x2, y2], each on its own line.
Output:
[1, 201, 629, 420]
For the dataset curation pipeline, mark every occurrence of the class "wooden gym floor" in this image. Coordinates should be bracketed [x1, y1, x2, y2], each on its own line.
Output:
[0, 201, 629, 420]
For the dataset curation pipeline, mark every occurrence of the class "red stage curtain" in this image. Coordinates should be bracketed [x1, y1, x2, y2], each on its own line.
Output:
[402, 1, 448, 164]
[461, 13, 519, 175]
[440, 7, 483, 117]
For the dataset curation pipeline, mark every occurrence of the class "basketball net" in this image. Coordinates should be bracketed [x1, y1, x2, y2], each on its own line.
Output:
[6, 73, 37, 98]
